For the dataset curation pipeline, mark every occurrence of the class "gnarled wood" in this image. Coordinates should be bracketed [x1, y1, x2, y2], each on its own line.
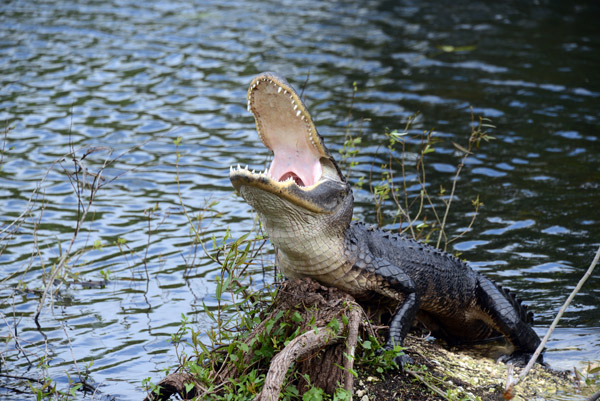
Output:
[143, 372, 198, 401]
[256, 327, 342, 401]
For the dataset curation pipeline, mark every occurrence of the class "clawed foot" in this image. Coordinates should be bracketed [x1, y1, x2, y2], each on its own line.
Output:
[376, 346, 414, 370]
[393, 352, 414, 368]
[498, 352, 545, 367]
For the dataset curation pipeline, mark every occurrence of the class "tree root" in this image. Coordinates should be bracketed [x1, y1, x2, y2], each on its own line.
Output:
[254, 278, 362, 399]
[143, 372, 197, 401]
[144, 277, 579, 401]
[257, 326, 340, 401]
[145, 278, 364, 401]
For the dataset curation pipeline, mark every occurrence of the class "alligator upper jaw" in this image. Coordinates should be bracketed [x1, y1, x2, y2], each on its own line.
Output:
[230, 72, 346, 213]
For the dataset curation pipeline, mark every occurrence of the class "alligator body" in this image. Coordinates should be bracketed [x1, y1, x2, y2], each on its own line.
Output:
[230, 72, 542, 365]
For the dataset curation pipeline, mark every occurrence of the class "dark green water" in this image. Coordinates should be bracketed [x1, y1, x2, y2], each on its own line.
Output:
[1, 0, 598, 399]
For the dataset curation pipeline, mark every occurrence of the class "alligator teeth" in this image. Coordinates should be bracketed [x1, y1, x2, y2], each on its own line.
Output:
[230, 164, 268, 176]
[293, 105, 298, 111]
[247, 103, 251, 112]
[278, 87, 282, 93]
[296, 110, 301, 117]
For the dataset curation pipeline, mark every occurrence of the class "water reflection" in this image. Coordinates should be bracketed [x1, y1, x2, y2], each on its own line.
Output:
[1, 0, 599, 399]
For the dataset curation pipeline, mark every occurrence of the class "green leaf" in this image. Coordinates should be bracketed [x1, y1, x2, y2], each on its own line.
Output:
[328, 317, 340, 334]
[390, 130, 408, 139]
[292, 311, 303, 323]
[423, 145, 435, 154]
[437, 44, 477, 53]
[588, 366, 600, 374]
[69, 383, 82, 397]
[202, 301, 215, 321]
[334, 387, 353, 401]
[451, 141, 471, 155]
[303, 386, 324, 401]
[215, 281, 222, 300]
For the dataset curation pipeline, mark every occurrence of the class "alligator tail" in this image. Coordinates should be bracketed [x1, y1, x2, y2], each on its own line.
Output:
[497, 284, 535, 325]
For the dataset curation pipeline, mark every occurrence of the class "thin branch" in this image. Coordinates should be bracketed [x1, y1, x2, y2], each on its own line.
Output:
[504, 244, 600, 399]
[588, 389, 600, 401]
[299, 70, 311, 100]
[436, 148, 467, 249]
[405, 369, 452, 400]
[1, 312, 32, 366]
[446, 197, 481, 245]
[0, 120, 8, 167]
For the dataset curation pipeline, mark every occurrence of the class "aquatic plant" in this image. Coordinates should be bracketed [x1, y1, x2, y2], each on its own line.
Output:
[340, 104, 493, 252]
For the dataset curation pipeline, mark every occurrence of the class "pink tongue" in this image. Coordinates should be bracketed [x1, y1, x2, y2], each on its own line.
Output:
[269, 146, 322, 187]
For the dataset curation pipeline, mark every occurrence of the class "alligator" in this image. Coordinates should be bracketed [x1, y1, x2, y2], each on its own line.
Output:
[230, 72, 542, 366]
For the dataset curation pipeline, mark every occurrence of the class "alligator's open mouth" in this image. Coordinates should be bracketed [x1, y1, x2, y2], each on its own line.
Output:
[230, 72, 346, 212]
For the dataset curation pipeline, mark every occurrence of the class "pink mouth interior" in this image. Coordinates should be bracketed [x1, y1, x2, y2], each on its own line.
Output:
[268, 142, 322, 187]
[252, 81, 322, 187]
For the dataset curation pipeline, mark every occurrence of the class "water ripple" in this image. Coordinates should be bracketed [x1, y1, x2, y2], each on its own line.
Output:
[1, 0, 599, 399]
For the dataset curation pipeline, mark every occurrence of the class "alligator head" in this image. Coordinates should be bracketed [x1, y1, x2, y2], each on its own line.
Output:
[230, 72, 353, 255]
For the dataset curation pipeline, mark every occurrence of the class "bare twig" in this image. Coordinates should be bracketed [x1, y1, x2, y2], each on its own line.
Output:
[436, 137, 470, 249]
[0, 120, 8, 168]
[405, 369, 451, 400]
[299, 70, 311, 100]
[504, 245, 600, 399]
[436, 109, 493, 250]
[31, 139, 153, 324]
[62, 323, 81, 378]
[446, 196, 481, 245]
[1, 312, 32, 366]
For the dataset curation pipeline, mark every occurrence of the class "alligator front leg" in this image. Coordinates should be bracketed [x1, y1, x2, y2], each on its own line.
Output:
[366, 258, 421, 366]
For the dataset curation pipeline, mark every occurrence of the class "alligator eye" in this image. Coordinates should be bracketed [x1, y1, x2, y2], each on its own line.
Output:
[279, 172, 305, 187]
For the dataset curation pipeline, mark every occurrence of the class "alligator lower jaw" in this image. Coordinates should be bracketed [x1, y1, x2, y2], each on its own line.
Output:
[229, 165, 333, 214]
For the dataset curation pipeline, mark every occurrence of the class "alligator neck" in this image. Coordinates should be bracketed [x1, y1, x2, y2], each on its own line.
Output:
[276, 233, 348, 278]
[257, 209, 349, 278]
